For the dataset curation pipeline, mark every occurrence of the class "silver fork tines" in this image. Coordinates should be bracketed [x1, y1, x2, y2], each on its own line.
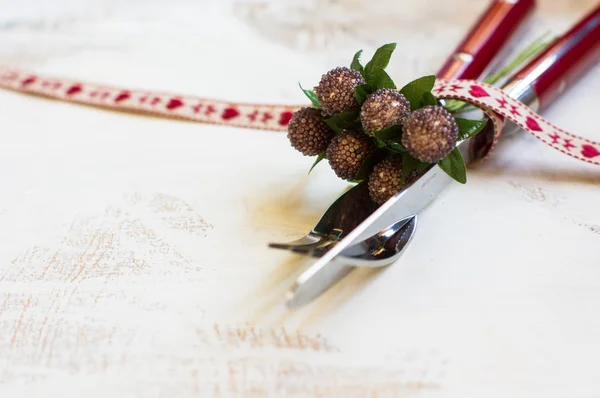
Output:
[268, 182, 378, 255]
[271, 137, 481, 307]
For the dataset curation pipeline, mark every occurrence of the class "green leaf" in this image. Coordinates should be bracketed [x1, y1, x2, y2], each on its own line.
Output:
[308, 152, 327, 174]
[420, 91, 438, 107]
[374, 138, 387, 148]
[324, 120, 343, 133]
[366, 67, 396, 90]
[443, 99, 468, 113]
[455, 117, 487, 141]
[364, 43, 397, 76]
[399, 75, 436, 111]
[373, 125, 402, 140]
[417, 162, 431, 172]
[354, 84, 370, 105]
[350, 50, 364, 75]
[483, 31, 554, 86]
[400, 154, 425, 185]
[385, 142, 407, 154]
[438, 148, 467, 184]
[299, 82, 320, 108]
[324, 110, 361, 133]
[348, 149, 384, 183]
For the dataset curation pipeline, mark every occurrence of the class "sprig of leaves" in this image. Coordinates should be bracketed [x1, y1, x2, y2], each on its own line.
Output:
[298, 41, 493, 187]
[349, 50, 464, 185]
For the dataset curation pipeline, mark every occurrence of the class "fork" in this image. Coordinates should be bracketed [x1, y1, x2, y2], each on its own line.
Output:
[268, 181, 379, 254]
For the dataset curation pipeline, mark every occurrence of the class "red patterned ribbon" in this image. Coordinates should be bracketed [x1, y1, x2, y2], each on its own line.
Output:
[1, 68, 599, 164]
[433, 80, 600, 165]
[0, 68, 299, 132]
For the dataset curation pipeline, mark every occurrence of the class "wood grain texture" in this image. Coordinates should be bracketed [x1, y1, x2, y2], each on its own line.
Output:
[1, 0, 600, 397]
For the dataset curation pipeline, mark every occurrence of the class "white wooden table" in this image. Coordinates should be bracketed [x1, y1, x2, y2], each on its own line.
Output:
[1, 1, 599, 396]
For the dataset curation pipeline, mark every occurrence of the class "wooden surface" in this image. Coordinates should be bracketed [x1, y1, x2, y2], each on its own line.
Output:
[1, 0, 600, 396]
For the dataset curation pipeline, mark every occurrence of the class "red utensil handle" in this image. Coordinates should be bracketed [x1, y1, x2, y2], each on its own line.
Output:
[436, 0, 536, 80]
[513, 5, 600, 110]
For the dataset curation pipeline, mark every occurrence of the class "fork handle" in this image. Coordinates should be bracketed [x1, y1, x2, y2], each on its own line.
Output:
[436, 0, 536, 80]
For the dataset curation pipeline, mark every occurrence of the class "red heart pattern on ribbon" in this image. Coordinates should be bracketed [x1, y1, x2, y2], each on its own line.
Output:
[0, 68, 297, 132]
[0, 68, 599, 165]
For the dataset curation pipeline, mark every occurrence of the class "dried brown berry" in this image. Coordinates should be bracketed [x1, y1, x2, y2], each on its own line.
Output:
[360, 89, 411, 132]
[314, 67, 366, 116]
[401, 105, 458, 163]
[367, 155, 403, 204]
[367, 155, 426, 204]
[287, 107, 334, 156]
[326, 130, 373, 180]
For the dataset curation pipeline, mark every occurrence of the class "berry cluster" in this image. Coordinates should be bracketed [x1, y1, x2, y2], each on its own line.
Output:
[286, 43, 485, 205]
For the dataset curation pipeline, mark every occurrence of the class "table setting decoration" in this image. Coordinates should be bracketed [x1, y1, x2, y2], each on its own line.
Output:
[2, 0, 600, 396]
[271, 3, 600, 306]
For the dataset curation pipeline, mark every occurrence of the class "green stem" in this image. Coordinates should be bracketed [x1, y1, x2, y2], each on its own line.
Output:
[444, 31, 555, 113]
[483, 31, 554, 86]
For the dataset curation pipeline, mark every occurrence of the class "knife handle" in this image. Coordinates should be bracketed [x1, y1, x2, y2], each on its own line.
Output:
[505, 5, 600, 110]
[436, 0, 536, 80]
